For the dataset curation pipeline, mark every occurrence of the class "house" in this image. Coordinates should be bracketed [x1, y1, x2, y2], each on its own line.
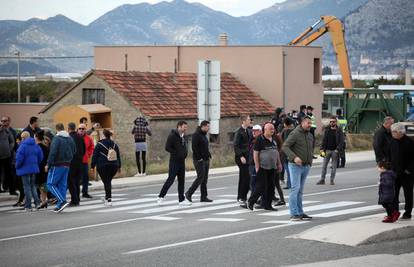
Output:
[39, 70, 275, 175]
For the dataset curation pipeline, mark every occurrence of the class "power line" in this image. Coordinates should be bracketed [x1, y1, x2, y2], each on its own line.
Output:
[0, 56, 93, 59]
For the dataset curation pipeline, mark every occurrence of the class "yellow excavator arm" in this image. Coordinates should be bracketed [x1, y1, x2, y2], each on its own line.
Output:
[289, 15, 353, 89]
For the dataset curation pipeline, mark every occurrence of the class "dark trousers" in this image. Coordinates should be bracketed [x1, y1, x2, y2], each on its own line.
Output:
[393, 177, 414, 216]
[186, 159, 209, 199]
[135, 151, 147, 174]
[382, 203, 395, 216]
[0, 157, 15, 192]
[337, 149, 346, 168]
[16, 175, 25, 202]
[159, 160, 185, 202]
[97, 165, 118, 200]
[81, 163, 89, 195]
[236, 157, 250, 201]
[248, 168, 276, 209]
[275, 171, 284, 202]
[68, 164, 82, 204]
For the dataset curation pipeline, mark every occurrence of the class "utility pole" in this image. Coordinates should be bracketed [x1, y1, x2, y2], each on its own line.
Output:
[15, 51, 21, 103]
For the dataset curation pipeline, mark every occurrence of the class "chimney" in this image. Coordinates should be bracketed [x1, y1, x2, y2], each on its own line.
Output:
[405, 68, 412, 85]
[218, 33, 228, 46]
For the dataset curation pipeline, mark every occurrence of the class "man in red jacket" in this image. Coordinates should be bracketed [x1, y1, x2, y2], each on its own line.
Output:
[78, 124, 94, 198]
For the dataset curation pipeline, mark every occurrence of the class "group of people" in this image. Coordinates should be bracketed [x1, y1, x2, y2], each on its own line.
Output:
[233, 113, 315, 221]
[374, 116, 414, 222]
[0, 116, 121, 212]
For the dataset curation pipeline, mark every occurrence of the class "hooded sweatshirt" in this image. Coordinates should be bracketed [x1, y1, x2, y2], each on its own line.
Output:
[47, 131, 76, 167]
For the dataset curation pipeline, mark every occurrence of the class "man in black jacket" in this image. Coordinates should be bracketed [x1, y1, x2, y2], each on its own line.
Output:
[317, 116, 345, 185]
[234, 115, 252, 204]
[22, 116, 41, 138]
[67, 122, 85, 206]
[373, 116, 394, 164]
[185, 121, 212, 203]
[158, 121, 191, 206]
[389, 122, 414, 220]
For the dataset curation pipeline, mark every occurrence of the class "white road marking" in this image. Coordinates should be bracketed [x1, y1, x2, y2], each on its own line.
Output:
[65, 198, 155, 213]
[143, 194, 200, 197]
[262, 220, 299, 224]
[311, 205, 381, 217]
[171, 203, 240, 214]
[259, 201, 363, 217]
[142, 216, 181, 221]
[303, 184, 377, 197]
[94, 193, 128, 197]
[0, 217, 145, 242]
[215, 201, 320, 215]
[131, 199, 234, 214]
[198, 218, 245, 222]
[94, 200, 178, 213]
[123, 222, 308, 255]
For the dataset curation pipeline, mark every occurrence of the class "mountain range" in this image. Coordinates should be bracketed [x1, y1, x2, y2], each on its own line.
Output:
[0, 0, 412, 76]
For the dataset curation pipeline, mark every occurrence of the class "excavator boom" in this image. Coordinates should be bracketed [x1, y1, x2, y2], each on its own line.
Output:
[289, 16, 353, 89]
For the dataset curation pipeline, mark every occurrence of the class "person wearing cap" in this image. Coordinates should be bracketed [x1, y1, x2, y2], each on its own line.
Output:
[248, 124, 263, 195]
[317, 116, 344, 185]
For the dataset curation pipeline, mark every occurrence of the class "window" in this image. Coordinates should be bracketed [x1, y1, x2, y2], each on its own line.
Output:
[313, 58, 321, 84]
[82, 89, 105, 105]
[209, 134, 220, 144]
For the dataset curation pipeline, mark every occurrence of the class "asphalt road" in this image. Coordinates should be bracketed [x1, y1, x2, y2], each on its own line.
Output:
[1, 160, 413, 267]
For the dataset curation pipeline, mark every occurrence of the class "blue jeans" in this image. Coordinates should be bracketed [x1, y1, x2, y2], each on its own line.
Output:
[283, 160, 291, 188]
[47, 166, 69, 208]
[22, 174, 40, 209]
[288, 163, 311, 216]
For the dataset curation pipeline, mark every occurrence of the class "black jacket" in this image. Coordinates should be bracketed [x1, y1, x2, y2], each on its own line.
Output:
[389, 135, 414, 178]
[91, 138, 121, 169]
[233, 127, 251, 158]
[192, 127, 211, 161]
[320, 126, 345, 151]
[373, 126, 392, 163]
[69, 132, 85, 165]
[22, 125, 41, 138]
[378, 170, 396, 204]
[165, 129, 188, 162]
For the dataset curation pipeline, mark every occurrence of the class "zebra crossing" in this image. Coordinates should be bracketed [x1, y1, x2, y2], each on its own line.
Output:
[0, 191, 384, 222]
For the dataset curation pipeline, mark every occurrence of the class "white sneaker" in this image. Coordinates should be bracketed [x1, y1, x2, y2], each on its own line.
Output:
[237, 199, 246, 205]
[142, 173, 146, 176]
[105, 199, 112, 207]
[179, 199, 192, 206]
[157, 197, 164, 206]
[135, 173, 141, 177]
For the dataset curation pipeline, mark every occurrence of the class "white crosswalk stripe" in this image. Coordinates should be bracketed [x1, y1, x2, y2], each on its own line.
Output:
[170, 203, 240, 214]
[131, 199, 234, 214]
[94, 199, 179, 213]
[142, 216, 181, 221]
[65, 198, 154, 213]
[198, 218, 245, 222]
[215, 201, 320, 215]
[258, 201, 363, 217]
[310, 205, 381, 217]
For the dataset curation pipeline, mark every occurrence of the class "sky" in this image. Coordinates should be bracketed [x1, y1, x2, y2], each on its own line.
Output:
[0, 0, 285, 25]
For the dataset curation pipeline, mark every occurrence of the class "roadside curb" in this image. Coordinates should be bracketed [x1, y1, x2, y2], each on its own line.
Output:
[288, 214, 414, 247]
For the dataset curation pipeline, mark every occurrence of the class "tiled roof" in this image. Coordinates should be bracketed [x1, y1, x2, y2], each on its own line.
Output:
[94, 70, 275, 119]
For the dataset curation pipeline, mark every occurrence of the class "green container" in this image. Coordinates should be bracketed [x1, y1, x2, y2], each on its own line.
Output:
[345, 89, 409, 134]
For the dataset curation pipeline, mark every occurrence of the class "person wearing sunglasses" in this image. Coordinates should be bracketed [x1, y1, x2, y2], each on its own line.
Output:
[317, 116, 345, 186]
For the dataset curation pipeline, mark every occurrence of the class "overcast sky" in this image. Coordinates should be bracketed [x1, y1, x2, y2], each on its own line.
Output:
[1, 0, 285, 25]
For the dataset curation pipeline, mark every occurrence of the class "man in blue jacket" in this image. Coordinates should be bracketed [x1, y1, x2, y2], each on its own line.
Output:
[46, 123, 76, 213]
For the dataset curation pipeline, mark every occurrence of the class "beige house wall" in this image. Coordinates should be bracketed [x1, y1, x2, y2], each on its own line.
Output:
[94, 45, 323, 129]
[0, 103, 48, 129]
[283, 46, 324, 130]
